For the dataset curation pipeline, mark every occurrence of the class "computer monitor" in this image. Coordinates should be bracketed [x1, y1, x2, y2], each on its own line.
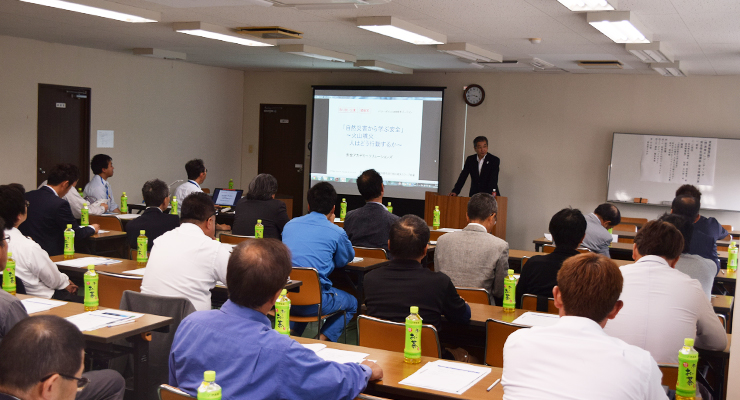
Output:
[212, 188, 243, 207]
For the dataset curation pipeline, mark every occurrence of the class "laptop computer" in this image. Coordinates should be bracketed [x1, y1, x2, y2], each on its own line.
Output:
[212, 188, 243, 207]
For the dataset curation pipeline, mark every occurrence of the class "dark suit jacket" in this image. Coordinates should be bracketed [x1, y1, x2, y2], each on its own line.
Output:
[125, 207, 180, 251]
[364, 259, 470, 330]
[343, 202, 400, 251]
[19, 186, 95, 256]
[515, 247, 580, 308]
[452, 153, 501, 197]
[232, 198, 290, 239]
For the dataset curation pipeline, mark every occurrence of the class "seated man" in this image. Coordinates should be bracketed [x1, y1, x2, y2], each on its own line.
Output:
[84, 154, 120, 213]
[0, 185, 78, 300]
[516, 208, 586, 308]
[659, 213, 715, 299]
[174, 159, 207, 202]
[603, 220, 727, 363]
[502, 253, 667, 399]
[125, 179, 180, 252]
[39, 180, 107, 219]
[434, 193, 508, 304]
[364, 215, 470, 348]
[141, 192, 229, 311]
[343, 169, 399, 251]
[671, 192, 724, 271]
[20, 164, 99, 256]
[282, 182, 355, 342]
[581, 203, 620, 257]
[169, 239, 382, 399]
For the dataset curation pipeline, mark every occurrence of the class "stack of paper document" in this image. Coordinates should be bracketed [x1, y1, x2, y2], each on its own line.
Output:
[66, 310, 144, 331]
[399, 360, 491, 394]
[351, 257, 364, 263]
[512, 312, 560, 327]
[544, 233, 553, 241]
[302, 343, 369, 364]
[21, 298, 67, 314]
[121, 269, 147, 276]
[97, 230, 110, 234]
[435, 228, 462, 232]
[56, 257, 123, 268]
[116, 214, 140, 220]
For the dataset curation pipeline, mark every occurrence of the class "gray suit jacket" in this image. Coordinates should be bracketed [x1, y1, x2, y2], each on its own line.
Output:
[433, 223, 509, 303]
[582, 213, 613, 257]
[344, 202, 400, 251]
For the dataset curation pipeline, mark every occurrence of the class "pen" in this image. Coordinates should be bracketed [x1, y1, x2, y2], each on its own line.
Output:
[486, 378, 501, 392]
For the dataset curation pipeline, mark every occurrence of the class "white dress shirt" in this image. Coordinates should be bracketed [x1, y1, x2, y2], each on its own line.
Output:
[141, 223, 229, 311]
[84, 175, 118, 211]
[39, 181, 105, 219]
[502, 316, 667, 400]
[477, 155, 485, 174]
[603, 255, 727, 363]
[174, 180, 202, 203]
[6, 227, 70, 298]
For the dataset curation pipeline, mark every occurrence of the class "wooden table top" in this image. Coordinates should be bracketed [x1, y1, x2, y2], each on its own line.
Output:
[293, 336, 504, 399]
[712, 295, 734, 313]
[345, 257, 388, 272]
[716, 269, 736, 282]
[16, 294, 172, 343]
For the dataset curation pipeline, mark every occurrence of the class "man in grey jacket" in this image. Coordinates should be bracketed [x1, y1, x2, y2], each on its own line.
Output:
[434, 193, 509, 305]
[582, 203, 621, 257]
[344, 169, 399, 252]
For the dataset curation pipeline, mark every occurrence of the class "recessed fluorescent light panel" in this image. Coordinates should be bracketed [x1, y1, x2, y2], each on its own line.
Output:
[357, 16, 446, 45]
[173, 22, 275, 47]
[650, 61, 686, 77]
[133, 48, 187, 60]
[19, 0, 159, 22]
[625, 42, 673, 63]
[354, 60, 413, 74]
[279, 44, 356, 62]
[557, 0, 616, 12]
[437, 43, 502, 63]
[587, 11, 651, 44]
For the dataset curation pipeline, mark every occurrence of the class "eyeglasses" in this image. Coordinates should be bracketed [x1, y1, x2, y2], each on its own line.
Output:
[40, 373, 90, 392]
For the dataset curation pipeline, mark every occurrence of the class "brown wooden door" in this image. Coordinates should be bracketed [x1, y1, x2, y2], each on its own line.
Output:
[37, 84, 91, 188]
[258, 104, 307, 218]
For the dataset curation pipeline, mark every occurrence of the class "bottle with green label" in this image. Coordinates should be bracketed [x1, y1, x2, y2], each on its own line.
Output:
[387, 202, 393, 214]
[81, 203, 90, 226]
[84, 265, 99, 311]
[120, 192, 128, 214]
[340, 198, 347, 221]
[170, 196, 178, 215]
[64, 224, 74, 260]
[728, 241, 738, 271]
[197, 371, 221, 400]
[78, 188, 84, 197]
[503, 269, 516, 313]
[2, 252, 16, 295]
[676, 338, 699, 400]
[228, 179, 234, 190]
[433, 206, 441, 229]
[137, 230, 148, 266]
[255, 219, 264, 239]
[404, 306, 422, 364]
[274, 289, 291, 335]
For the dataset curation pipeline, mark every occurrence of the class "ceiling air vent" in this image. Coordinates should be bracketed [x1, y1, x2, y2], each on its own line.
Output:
[578, 60, 623, 69]
[236, 26, 303, 39]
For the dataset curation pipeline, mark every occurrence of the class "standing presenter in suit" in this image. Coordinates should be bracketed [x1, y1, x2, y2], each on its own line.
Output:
[449, 136, 501, 197]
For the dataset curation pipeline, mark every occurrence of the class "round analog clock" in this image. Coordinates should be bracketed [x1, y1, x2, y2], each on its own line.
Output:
[463, 84, 485, 107]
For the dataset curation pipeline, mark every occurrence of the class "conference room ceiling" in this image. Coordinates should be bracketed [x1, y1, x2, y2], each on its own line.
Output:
[0, 0, 738, 75]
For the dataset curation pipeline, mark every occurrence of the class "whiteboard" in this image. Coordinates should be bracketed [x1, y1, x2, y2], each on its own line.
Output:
[607, 133, 740, 212]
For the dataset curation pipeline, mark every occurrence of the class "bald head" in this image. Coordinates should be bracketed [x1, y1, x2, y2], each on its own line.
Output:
[226, 239, 292, 309]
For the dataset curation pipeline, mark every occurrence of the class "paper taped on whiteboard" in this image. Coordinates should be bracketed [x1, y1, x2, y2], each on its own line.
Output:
[640, 135, 716, 185]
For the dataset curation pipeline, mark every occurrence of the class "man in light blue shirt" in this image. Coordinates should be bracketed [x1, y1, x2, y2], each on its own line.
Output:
[169, 239, 382, 399]
[83, 154, 119, 213]
[282, 182, 356, 342]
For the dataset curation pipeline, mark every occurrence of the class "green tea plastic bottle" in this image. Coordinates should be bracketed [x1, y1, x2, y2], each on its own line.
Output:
[84, 265, 99, 311]
[340, 198, 347, 221]
[64, 224, 75, 259]
[255, 219, 264, 239]
[81, 202, 89, 226]
[503, 269, 516, 313]
[404, 306, 422, 364]
[433, 206, 441, 229]
[728, 241, 738, 271]
[78, 188, 84, 197]
[170, 196, 178, 215]
[387, 202, 393, 214]
[137, 230, 148, 266]
[197, 371, 221, 400]
[676, 338, 699, 400]
[2, 252, 16, 295]
[120, 192, 128, 214]
[228, 179, 234, 190]
[274, 289, 291, 335]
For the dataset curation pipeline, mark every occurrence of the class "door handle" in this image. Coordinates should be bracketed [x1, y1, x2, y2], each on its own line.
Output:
[295, 164, 303, 173]
[39, 167, 46, 174]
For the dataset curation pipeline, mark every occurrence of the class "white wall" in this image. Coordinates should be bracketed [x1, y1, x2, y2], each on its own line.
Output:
[0, 35, 244, 203]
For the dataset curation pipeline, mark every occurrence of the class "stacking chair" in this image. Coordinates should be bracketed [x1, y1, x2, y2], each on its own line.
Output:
[484, 319, 529, 367]
[90, 215, 123, 231]
[456, 287, 491, 305]
[520, 256, 530, 267]
[158, 385, 194, 400]
[658, 364, 679, 390]
[613, 224, 637, 233]
[353, 246, 388, 260]
[718, 314, 727, 332]
[201, 188, 210, 194]
[620, 217, 648, 229]
[521, 294, 558, 314]
[357, 315, 442, 358]
[429, 230, 447, 241]
[218, 233, 253, 244]
[98, 272, 142, 309]
[721, 225, 733, 241]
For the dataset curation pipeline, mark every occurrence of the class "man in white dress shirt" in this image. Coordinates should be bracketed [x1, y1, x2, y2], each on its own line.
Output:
[141, 192, 229, 311]
[0, 185, 78, 300]
[502, 252, 667, 400]
[174, 159, 207, 202]
[603, 219, 727, 363]
[83, 154, 119, 213]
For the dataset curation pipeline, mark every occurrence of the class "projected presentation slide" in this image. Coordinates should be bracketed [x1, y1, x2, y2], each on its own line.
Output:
[310, 87, 443, 200]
